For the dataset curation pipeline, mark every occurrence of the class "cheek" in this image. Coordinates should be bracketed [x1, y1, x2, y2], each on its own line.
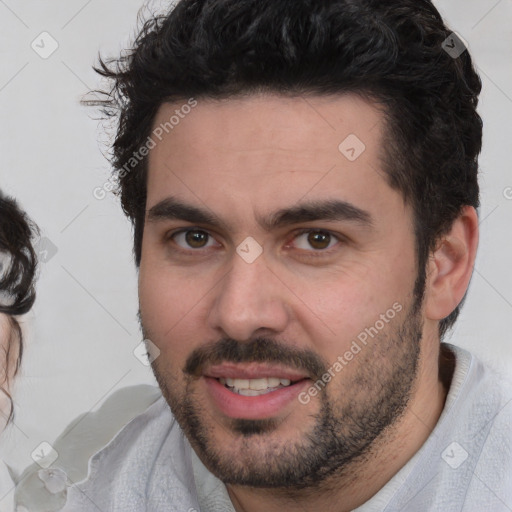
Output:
[138, 253, 195, 328]
[295, 257, 415, 361]
[139, 264, 171, 323]
[300, 263, 406, 326]
[138, 260, 209, 367]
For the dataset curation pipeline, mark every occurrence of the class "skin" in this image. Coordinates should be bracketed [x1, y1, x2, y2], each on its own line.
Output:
[0, 314, 10, 384]
[0, 313, 17, 429]
[138, 92, 479, 511]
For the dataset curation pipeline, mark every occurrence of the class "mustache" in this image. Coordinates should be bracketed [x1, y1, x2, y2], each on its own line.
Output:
[184, 337, 328, 380]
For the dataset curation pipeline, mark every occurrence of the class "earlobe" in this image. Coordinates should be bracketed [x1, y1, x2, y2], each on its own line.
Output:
[424, 206, 479, 321]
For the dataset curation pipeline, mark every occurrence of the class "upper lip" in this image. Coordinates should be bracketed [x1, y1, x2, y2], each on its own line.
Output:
[203, 363, 309, 381]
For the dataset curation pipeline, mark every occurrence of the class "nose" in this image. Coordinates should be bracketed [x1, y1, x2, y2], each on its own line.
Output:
[207, 248, 290, 342]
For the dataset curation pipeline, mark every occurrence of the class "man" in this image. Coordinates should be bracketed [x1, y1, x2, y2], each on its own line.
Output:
[63, 0, 512, 510]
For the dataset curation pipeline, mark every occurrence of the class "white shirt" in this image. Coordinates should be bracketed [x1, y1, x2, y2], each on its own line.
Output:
[58, 343, 512, 512]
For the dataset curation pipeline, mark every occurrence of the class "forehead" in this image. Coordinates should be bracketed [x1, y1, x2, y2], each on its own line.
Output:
[145, 92, 403, 225]
[149, 92, 384, 163]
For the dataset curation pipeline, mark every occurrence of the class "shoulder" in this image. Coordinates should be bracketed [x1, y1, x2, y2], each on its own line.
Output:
[469, 352, 512, 501]
[378, 344, 512, 511]
[443, 343, 512, 507]
[450, 343, 512, 424]
[443, 343, 512, 440]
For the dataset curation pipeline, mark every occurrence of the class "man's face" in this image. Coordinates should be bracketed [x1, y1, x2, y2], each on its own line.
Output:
[138, 93, 425, 487]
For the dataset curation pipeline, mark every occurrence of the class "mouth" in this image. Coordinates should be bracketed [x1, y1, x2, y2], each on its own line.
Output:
[202, 363, 311, 420]
[218, 376, 296, 396]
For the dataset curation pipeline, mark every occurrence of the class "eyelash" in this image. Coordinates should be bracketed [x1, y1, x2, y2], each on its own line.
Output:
[166, 227, 344, 258]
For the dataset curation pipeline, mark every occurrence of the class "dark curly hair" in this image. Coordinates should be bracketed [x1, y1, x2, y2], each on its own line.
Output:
[87, 0, 482, 340]
[0, 190, 38, 425]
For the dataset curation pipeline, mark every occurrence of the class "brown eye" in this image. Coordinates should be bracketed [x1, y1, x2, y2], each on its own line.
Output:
[171, 229, 217, 250]
[293, 230, 337, 251]
[185, 230, 209, 248]
[307, 231, 331, 250]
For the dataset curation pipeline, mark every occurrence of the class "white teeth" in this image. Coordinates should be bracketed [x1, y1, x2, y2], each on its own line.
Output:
[234, 378, 250, 389]
[250, 378, 268, 390]
[218, 376, 295, 395]
[237, 389, 262, 397]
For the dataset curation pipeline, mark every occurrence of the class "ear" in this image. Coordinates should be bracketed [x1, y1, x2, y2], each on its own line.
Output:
[424, 206, 479, 321]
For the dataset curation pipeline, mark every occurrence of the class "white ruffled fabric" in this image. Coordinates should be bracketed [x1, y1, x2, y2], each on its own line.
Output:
[0, 461, 15, 512]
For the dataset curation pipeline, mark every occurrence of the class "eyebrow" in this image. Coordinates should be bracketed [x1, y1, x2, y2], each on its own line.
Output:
[147, 196, 373, 232]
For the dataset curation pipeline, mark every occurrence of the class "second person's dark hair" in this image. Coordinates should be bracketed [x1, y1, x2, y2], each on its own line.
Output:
[0, 190, 38, 424]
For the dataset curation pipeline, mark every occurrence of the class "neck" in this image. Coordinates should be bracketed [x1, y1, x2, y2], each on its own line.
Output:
[226, 343, 453, 512]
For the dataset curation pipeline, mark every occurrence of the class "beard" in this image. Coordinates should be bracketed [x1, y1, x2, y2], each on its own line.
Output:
[142, 286, 425, 490]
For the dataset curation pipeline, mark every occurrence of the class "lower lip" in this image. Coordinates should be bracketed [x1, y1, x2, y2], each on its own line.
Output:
[204, 377, 310, 420]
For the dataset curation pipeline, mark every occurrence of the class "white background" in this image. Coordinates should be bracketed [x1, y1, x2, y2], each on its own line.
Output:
[0, 0, 511, 473]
